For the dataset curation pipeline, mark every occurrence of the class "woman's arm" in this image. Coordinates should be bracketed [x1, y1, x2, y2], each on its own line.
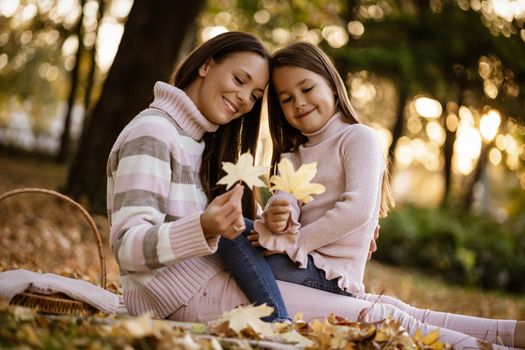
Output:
[108, 118, 244, 273]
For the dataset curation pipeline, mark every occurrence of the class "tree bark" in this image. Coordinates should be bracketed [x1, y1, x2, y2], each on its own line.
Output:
[441, 118, 456, 206]
[463, 142, 489, 210]
[56, 0, 86, 163]
[387, 85, 408, 174]
[82, 0, 104, 123]
[65, 0, 206, 213]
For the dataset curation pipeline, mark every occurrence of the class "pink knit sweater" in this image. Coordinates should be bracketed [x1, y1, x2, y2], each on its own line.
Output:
[107, 82, 224, 318]
[255, 114, 385, 296]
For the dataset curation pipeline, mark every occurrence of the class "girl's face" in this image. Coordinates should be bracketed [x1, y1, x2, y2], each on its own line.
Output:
[272, 65, 336, 134]
[195, 52, 269, 125]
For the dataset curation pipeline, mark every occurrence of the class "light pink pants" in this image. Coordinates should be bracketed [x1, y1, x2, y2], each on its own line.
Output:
[169, 271, 518, 349]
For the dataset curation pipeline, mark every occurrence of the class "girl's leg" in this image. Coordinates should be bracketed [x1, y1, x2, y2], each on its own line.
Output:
[266, 254, 352, 296]
[276, 280, 518, 350]
[361, 293, 516, 347]
[216, 219, 289, 322]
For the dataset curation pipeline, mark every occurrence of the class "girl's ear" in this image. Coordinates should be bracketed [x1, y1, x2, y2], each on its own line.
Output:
[198, 58, 213, 77]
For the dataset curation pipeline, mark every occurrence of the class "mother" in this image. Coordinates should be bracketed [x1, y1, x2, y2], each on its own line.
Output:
[107, 31, 270, 319]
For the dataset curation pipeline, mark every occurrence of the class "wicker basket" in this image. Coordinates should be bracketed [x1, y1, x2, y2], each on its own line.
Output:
[0, 188, 107, 316]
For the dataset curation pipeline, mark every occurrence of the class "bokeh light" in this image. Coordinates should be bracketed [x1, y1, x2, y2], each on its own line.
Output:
[426, 121, 446, 145]
[489, 147, 502, 165]
[454, 126, 482, 175]
[201, 26, 229, 42]
[414, 97, 442, 119]
[322, 25, 348, 48]
[254, 9, 270, 24]
[480, 109, 501, 141]
[0, 0, 19, 17]
[347, 21, 364, 38]
[490, 0, 525, 21]
[96, 18, 124, 71]
[446, 113, 459, 132]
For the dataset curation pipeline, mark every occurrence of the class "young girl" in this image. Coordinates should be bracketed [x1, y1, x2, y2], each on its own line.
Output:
[218, 42, 524, 349]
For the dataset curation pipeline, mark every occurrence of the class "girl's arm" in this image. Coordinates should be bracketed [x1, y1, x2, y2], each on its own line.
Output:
[254, 190, 302, 253]
[295, 126, 384, 254]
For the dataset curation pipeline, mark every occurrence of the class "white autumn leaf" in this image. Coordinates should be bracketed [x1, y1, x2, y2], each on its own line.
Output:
[279, 330, 315, 347]
[269, 158, 325, 203]
[217, 152, 267, 190]
[122, 314, 156, 338]
[172, 333, 201, 350]
[209, 304, 275, 339]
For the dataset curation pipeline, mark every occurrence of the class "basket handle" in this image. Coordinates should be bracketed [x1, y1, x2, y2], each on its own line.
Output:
[0, 188, 107, 290]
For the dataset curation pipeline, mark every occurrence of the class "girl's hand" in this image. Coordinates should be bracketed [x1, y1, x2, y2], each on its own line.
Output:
[201, 184, 245, 239]
[248, 230, 282, 256]
[266, 198, 292, 234]
[367, 225, 380, 260]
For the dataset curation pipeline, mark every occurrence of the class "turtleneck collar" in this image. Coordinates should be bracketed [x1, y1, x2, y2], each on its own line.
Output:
[303, 113, 347, 147]
[149, 81, 219, 141]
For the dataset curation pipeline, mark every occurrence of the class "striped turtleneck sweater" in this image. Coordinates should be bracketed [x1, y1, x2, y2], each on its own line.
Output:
[106, 81, 224, 318]
[255, 114, 385, 297]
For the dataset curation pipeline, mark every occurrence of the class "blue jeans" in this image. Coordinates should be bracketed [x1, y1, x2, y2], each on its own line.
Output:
[266, 254, 353, 297]
[217, 219, 289, 322]
[217, 219, 352, 322]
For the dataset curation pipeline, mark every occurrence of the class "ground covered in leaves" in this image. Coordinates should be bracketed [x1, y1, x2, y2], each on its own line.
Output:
[1, 153, 524, 349]
[2, 300, 465, 350]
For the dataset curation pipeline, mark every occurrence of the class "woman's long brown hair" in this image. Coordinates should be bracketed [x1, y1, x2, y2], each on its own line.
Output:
[171, 32, 270, 218]
[267, 42, 394, 217]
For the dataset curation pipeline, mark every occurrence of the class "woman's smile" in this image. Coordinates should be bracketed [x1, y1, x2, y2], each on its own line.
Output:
[222, 96, 239, 115]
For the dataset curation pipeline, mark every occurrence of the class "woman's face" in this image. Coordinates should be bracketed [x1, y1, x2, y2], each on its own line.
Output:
[195, 52, 269, 125]
[272, 65, 336, 134]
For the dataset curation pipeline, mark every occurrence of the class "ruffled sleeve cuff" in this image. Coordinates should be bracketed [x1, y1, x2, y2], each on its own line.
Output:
[255, 191, 301, 253]
[287, 247, 309, 269]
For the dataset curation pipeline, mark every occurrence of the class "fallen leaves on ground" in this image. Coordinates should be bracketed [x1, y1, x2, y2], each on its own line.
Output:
[0, 301, 458, 350]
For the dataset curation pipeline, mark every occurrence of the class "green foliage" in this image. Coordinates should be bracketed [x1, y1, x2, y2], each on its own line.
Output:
[376, 205, 525, 292]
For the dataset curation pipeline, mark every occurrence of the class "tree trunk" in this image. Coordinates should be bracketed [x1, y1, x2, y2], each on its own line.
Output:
[387, 85, 408, 173]
[65, 0, 207, 213]
[441, 119, 456, 206]
[82, 0, 104, 123]
[463, 142, 489, 210]
[441, 95, 461, 207]
[56, 0, 86, 163]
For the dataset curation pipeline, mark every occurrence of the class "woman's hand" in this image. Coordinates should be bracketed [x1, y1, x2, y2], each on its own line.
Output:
[266, 198, 292, 234]
[247, 230, 282, 256]
[367, 225, 380, 260]
[201, 184, 245, 239]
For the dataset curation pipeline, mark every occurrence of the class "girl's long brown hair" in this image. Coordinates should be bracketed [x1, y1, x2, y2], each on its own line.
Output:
[171, 32, 270, 218]
[267, 42, 394, 217]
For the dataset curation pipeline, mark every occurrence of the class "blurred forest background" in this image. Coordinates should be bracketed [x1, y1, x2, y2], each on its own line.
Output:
[1, 0, 525, 308]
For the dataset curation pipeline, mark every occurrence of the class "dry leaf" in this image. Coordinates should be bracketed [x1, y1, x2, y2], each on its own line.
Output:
[217, 152, 267, 190]
[270, 158, 325, 203]
[477, 339, 494, 350]
[121, 314, 168, 339]
[172, 333, 201, 350]
[209, 304, 275, 339]
[413, 328, 447, 350]
[294, 312, 304, 323]
[279, 330, 314, 347]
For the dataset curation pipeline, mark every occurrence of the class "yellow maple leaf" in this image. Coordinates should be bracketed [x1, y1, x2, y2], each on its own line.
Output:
[269, 158, 326, 203]
[414, 328, 446, 350]
[217, 152, 267, 190]
[209, 304, 275, 339]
